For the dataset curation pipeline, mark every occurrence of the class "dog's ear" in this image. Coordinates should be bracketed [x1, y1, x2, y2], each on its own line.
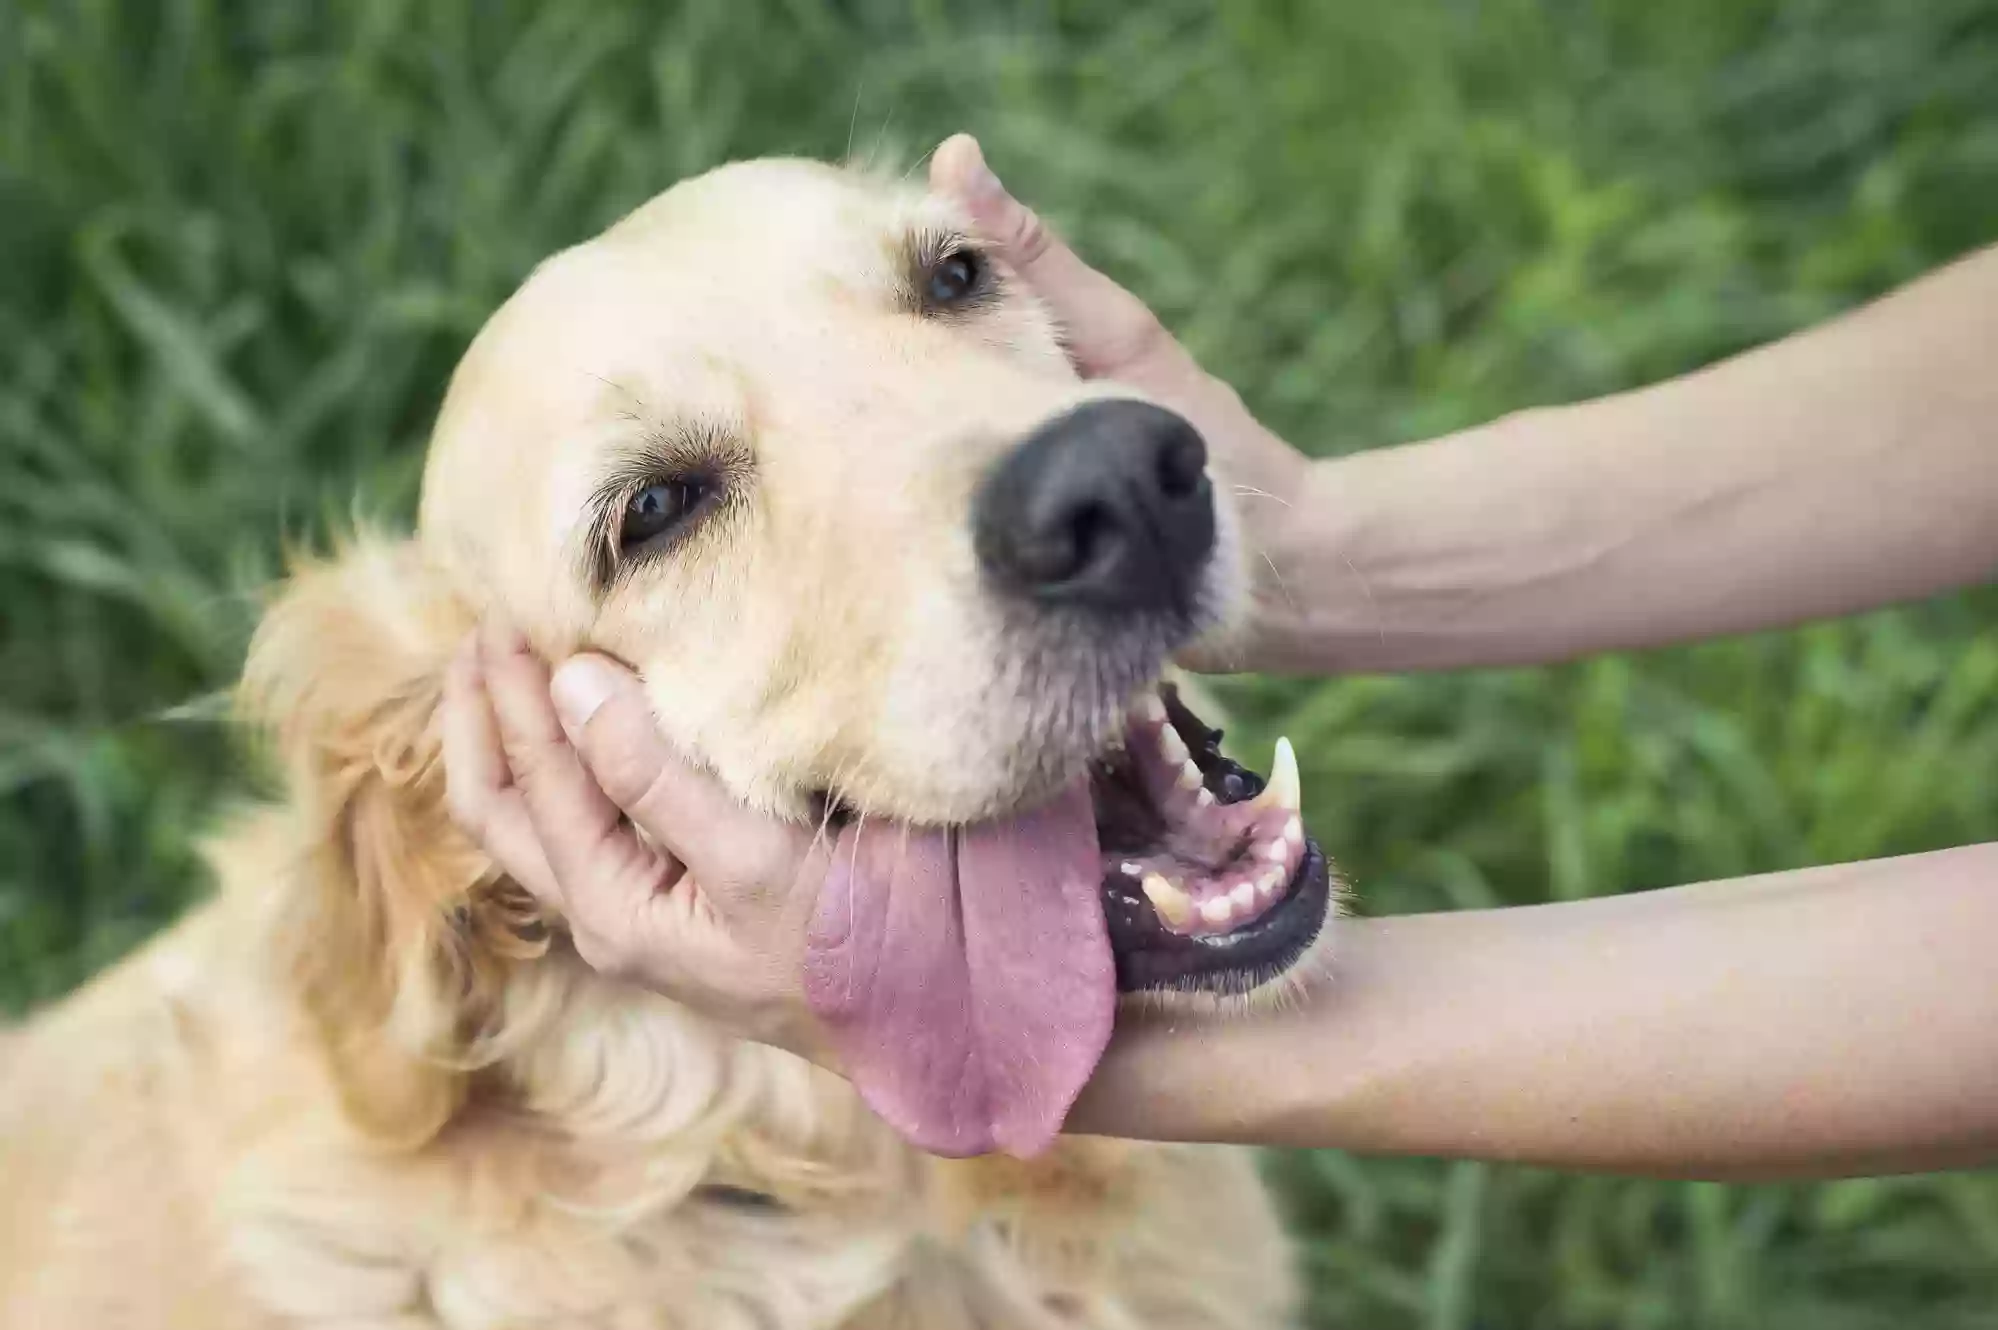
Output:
[238, 533, 548, 1147]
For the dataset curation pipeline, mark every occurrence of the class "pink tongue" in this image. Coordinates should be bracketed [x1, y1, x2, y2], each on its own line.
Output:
[802, 778, 1115, 1158]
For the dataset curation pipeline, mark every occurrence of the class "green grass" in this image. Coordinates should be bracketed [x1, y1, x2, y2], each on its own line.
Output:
[4, 1, 1997, 1325]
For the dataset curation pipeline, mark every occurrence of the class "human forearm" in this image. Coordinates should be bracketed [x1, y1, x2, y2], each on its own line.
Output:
[1069, 843, 1998, 1180]
[1244, 244, 1998, 674]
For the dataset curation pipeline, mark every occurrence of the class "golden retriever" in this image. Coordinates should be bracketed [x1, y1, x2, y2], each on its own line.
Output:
[0, 156, 1334, 1328]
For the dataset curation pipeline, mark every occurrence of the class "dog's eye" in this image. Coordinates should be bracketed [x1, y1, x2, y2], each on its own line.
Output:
[925, 248, 984, 309]
[620, 478, 707, 553]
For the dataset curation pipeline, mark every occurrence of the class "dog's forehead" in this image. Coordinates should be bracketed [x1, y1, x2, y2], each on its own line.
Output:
[602, 158, 956, 294]
[463, 162, 960, 412]
[416, 159, 970, 580]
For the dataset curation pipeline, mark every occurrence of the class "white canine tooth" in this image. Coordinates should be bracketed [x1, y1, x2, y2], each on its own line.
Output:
[1199, 895, 1234, 926]
[1134, 693, 1166, 726]
[1120, 861, 1143, 877]
[1229, 881, 1257, 912]
[1263, 839, 1288, 862]
[1195, 787, 1216, 809]
[1142, 873, 1195, 929]
[1158, 725, 1190, 767]
[1176, 760, 1204, 792]
[1252, 735, 1301, 813]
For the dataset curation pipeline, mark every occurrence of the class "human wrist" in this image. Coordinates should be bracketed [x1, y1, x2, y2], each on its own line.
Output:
[1067, 938, 1369, 1147]
[1210, 448, 1363, 675]
[1234, 404, 1594, 676]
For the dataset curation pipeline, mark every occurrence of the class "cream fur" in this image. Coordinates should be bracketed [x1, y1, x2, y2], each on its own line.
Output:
[0, 159, 1300, 1329]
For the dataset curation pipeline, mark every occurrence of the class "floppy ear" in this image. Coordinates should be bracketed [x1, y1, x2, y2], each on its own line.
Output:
[238, 532, 548, 1148]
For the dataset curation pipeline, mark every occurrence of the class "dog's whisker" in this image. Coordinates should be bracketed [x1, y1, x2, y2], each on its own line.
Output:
[844, 78, 868, 166]
[807, 761, 853, 860]
[864, 104, 899, 177]
[900, 140, 942, 183]
[1253, 541, 1300, 621]
[1337, 549, 1385, 652]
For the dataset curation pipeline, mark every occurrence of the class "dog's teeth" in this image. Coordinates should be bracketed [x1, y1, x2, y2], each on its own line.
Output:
[1263, 838, 1288, 862]
[1158, 725, 1190, 767]
[1257, 866, 1286, 898]
[1176, 760, 1204, 792]
[1142, 873, 1195, 929]
[1133, 693, 1167, 726]
[1120, 861, 1143, 878]
[1284, 815, 1302, 846]
[1229, 881, 1257, 912]
[1251, 735, 1301, 813]
[1198, 895, 1235, 926]
[1195, 787, 1216, 809]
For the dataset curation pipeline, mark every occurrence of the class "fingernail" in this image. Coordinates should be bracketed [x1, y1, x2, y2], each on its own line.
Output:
[941, 133, 1003, 205]
[551, 655, 621, 736]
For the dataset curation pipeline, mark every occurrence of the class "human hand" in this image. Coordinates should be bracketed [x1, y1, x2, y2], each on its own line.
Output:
[443, 624, 834, 1066]
[445, 624, 1118, 1157]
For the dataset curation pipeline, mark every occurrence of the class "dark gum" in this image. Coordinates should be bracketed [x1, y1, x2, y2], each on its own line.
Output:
[1095, 684, 1325, 994]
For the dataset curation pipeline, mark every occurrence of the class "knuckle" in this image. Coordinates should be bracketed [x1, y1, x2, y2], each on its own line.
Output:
[490, 736, 538, 790]
[502, 736, 577, 805]
[573, 698, 668, 809]
[1009, 207, 1056, 267]
[588, 739, 661, 812]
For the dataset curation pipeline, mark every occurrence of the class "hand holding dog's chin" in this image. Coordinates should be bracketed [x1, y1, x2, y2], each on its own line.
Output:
[441, 625, 843, 1076]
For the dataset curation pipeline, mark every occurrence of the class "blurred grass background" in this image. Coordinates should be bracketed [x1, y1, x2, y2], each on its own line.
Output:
[3, 0, 1997, 1325]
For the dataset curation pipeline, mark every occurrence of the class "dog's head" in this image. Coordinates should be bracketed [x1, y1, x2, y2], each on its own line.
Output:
[424, 158, 1233, 823]
[244, 159, 1331, 1155]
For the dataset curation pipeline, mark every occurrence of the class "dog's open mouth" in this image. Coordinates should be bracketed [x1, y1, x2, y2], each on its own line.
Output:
[801, 681, 1332, 1160]
[1091, 683, 1332, 996]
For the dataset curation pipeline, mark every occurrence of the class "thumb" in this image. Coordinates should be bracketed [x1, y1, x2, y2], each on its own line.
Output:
[550, 653, 809, 888]
[930, 133, 1178, 383]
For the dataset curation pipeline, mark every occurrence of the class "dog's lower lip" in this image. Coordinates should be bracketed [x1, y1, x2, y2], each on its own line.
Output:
[1104, 839, 1331, 994]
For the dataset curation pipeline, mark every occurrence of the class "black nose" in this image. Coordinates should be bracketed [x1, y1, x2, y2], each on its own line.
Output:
[973, 400, 1215, 617]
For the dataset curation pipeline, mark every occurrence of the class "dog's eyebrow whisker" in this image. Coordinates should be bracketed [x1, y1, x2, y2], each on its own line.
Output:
[1230, 485, 1293, 508]
[584, 372, 651, 422]
[899, 141, 942, 183]
[864, 103, 899, 177]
